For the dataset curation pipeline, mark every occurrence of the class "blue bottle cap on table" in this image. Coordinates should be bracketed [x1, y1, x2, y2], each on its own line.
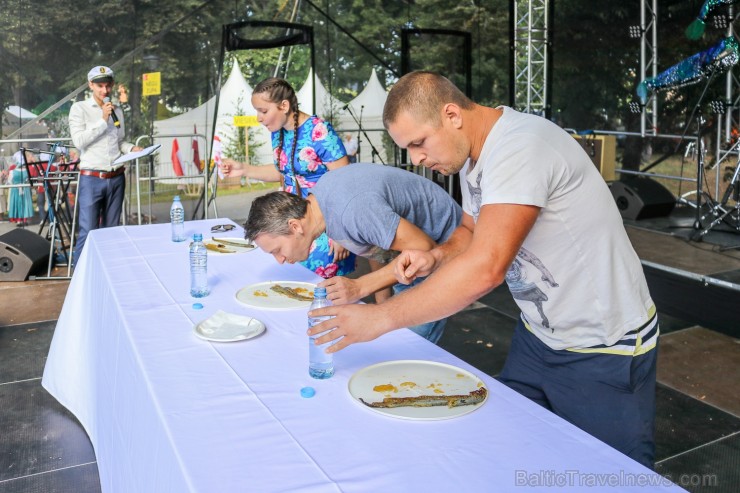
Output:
[192, 303, 204, 310]
[300, 386, 316, 398]
[313, 287, 327, 297]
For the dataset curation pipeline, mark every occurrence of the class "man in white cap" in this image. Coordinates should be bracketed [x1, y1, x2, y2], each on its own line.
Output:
[69, 65, 141, 264]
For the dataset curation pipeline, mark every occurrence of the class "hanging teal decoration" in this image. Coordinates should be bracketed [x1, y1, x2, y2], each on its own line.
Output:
[686, 0, 740, 40]
[637, 36, 739, 104]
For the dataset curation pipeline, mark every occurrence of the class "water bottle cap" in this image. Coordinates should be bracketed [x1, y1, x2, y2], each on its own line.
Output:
[193, 233, 203, 241]
[300, 386, 316, 398]
[313, 286, 327, 297]
[173, 195, 181, 201]
[192, 302, 204, 310]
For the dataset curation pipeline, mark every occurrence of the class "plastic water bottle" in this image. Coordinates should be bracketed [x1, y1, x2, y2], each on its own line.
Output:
[170, 195, 186, 242]
[189, 233, 209, 298]
[308, 287, 334, 379]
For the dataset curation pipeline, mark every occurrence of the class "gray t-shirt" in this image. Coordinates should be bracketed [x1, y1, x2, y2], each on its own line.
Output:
[311, 163, 462, 264]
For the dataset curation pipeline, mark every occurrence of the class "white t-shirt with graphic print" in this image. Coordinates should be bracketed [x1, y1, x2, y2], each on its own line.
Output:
[460, 107, 654, 350]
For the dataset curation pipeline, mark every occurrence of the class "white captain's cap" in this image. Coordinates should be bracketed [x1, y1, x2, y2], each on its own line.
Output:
[87, 66, 114, 82]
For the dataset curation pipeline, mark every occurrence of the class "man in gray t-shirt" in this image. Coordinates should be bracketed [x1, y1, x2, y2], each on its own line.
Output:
[245, 163, 463, 343]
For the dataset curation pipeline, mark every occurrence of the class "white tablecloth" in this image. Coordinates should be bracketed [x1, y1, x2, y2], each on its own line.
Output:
[42, 220, 684, 492]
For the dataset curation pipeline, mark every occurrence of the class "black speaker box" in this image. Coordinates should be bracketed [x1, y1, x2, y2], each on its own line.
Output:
[610, 177, 676, 221]
[0, 229, 51, 281]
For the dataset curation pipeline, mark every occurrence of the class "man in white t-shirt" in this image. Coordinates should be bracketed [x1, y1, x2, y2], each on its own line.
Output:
[309, 71, 658, 468]
[342, 133, 358, 163]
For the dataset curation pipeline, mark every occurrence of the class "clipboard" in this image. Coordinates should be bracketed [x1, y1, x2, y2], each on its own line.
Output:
[113, 144, 161, 166]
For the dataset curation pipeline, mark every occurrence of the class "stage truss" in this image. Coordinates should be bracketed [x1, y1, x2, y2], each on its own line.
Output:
[638, 0, 659, 137]
[510, 0, 551, 117]
[722, 6, 739, 147]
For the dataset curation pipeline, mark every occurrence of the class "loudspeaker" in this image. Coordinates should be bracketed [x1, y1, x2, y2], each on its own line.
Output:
[610, 177, 676, 220]
[573, 134, 617, 181]
[0, 229, 51, 281]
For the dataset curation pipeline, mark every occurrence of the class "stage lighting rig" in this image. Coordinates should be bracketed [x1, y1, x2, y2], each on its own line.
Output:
[710, 100, 728, 114]
[629, 101, 644, 113]
[628, 25, 643, 39]
[712, 14, 729, 30]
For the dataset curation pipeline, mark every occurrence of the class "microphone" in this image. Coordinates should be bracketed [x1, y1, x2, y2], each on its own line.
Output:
[103, 97, 120, 127]
[342, 103, 350, 111]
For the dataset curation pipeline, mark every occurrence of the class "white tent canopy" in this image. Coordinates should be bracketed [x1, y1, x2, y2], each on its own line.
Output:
[341, 68, 387, 119]
[2, 106, 50, 158]
[151, 64, 390, 183]
[5, 106, 37, 120]
[334, 68, 389, 163]
[152, 60, 272, 181]
[294, 69, 390, 163]
[296, 69, 335, 117]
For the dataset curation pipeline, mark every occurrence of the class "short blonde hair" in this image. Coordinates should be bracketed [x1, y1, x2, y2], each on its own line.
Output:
[383, 71, 474, 129]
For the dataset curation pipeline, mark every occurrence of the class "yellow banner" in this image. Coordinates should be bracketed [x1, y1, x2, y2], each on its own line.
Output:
[233, 115, 259, 127]
[142, 72, 161, 96]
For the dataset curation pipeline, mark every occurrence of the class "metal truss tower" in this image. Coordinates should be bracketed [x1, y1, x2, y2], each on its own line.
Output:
[510, 0, 552, 117]
[723, 6, 739, 145]
[638, 0, 658, 136]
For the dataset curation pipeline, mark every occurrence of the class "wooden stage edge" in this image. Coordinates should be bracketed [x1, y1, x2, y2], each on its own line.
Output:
[626, 225, 740, 339]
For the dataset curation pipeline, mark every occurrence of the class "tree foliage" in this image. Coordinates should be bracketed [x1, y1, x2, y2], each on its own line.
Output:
[1, 0, 735, 151]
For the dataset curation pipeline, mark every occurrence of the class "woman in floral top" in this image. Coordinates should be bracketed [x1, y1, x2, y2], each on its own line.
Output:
[222, 77, 356, 278]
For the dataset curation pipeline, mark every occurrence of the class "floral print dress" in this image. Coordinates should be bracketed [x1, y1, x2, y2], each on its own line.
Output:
[271, 116, 356, 278]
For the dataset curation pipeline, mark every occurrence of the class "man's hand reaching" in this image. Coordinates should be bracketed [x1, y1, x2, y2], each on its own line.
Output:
[319, 276, 364, 305]
[393, 249, 438, 285]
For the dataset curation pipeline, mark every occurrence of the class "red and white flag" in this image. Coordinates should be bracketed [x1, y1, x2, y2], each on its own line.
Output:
[171, 138, 184, 176]
[192, 124, 202, 172]
[213, 134, 224, 179]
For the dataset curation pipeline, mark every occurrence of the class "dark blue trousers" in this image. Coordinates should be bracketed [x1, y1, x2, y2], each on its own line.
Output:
[498, 318, 657, 469]
[74, 173, 125, 262]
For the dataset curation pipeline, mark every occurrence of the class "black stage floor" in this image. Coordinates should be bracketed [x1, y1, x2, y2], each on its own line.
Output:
[1, 204, 739, 492]
[624, 204, 740, 340]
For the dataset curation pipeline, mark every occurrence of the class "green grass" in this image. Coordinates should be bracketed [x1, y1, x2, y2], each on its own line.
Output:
[131, 179, 279, 204]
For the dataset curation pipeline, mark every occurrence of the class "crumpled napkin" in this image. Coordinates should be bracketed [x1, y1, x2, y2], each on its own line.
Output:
[194, 310, 265, 342]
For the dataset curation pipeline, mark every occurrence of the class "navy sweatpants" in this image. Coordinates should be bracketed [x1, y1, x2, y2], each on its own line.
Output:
[498, 317, 658, 469]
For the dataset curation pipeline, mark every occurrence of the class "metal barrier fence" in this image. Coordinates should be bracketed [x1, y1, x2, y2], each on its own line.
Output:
[132, 133, 210, 225]
[0, 138, 77, 279]
[4, 125, 738, 235]
[0, 135, 210, 278]
[572, 128, 738, 202]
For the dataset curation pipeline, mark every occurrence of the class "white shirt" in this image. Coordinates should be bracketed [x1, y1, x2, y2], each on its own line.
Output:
[460, 107, 654, 350]
[69, 98, 133, 170]
[344, 136, 358, 156]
